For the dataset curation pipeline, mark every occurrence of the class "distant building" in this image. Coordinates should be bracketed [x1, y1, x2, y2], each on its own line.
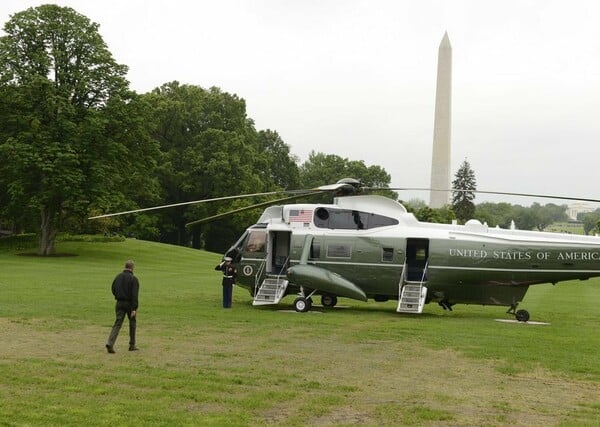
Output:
[566, 202, 595, 221]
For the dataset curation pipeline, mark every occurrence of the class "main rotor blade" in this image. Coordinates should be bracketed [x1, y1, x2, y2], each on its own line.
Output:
[88, 189, 317, 219]
[315, 182, 356, 191]
[185, 191, 326, 227]
[367, 187, 600, 203]
[456, 189, 600, 203]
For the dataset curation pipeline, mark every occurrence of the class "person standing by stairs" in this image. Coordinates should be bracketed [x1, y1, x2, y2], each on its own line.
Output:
[215, 257, 237, 308]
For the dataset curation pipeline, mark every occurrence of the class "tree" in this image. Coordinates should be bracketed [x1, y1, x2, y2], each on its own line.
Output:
[413, 205, 456, 224]
[299, 151, 396, 201]
[403, 198, 455, 224]
[511, 205, 538, 230]
[255, 129, 300, 190]
[474, 202, 515, 228]
[403, 198, 427, 212]
[0, 5, 157, 254]
[529, 202, 568, 231]
[141, 82, 283, 250]
[582, 210, 600, 235]
[451, 159, 476, 223]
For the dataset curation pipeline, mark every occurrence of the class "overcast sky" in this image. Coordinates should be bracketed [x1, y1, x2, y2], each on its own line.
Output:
[2, 0, 600, 206]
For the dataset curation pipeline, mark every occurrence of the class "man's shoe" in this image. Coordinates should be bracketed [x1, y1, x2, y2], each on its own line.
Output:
[128, 346, 139, 351]
[106, 344, 115, 354]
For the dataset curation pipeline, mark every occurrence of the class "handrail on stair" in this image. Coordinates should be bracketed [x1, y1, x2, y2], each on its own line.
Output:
[254, 256, 267, 296]
[419, 259, 429, 284]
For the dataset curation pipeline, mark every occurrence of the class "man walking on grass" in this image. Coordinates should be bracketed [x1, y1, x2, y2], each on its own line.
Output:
[106, 259, 139, 353]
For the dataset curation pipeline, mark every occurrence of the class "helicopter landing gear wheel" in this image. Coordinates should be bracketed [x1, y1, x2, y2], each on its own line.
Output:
[293, 296, 312, 313]
[321, 295, 338, 307]
[515, 309, 530, 322]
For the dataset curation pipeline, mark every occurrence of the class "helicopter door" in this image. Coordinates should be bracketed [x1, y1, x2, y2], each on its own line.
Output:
[268, 230, 291, 275]
[405, 238, 429, 282]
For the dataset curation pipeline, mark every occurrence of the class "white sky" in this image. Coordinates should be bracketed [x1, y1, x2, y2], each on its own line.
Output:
[2, 0, 600, 206]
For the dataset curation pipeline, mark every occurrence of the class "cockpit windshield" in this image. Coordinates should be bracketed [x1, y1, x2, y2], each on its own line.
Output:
[224, 230, 248, 262]
[245, 230, 266, 253]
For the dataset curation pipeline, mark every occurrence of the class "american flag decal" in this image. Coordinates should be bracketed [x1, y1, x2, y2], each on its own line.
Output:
[289, 209, 313, 223]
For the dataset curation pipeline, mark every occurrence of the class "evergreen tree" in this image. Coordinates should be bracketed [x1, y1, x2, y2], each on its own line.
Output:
[451, 159, 477, 223]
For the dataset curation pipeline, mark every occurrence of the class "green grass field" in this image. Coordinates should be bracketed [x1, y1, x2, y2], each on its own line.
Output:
[1, 237, 599, 426]
[544, 222, 585, 235]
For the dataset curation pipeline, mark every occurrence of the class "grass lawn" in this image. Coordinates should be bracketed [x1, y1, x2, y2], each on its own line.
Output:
[544, 222, 585, 235]
[0, 237, 599, 425]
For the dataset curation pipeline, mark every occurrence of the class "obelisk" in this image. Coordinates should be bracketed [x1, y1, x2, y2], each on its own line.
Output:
[429, 32, 452, 208]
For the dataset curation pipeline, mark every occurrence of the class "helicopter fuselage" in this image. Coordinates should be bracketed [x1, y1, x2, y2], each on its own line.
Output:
[224, 195, 600, 315]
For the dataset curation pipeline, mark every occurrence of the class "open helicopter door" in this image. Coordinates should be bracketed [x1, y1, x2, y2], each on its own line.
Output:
[397, 238, 429, 313]
[267, 229, 291, 275]
[252, 228, 291, 306]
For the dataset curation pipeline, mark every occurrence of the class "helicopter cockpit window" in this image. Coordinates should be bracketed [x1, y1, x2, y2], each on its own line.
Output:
[224, 230, 248, 262]
[313, 208, 398, 230]
[245, 231, 266, 253]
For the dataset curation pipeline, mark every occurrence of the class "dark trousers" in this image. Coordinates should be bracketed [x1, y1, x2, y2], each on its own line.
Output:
[222, 284, 233, 308]
[107, 300, 136, 347]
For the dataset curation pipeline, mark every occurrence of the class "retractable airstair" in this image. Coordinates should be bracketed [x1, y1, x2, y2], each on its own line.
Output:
[253, 276, 289, 305]
[397, 261, 428, 314]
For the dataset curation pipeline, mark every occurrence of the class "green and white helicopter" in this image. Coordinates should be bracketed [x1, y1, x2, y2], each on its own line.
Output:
[92, 178, 600, 321]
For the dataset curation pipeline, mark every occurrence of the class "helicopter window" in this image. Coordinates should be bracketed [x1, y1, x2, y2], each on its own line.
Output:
[382, 247, 394, 262]
[369, 215, 399, 228]
[415, 248, 427, 260]
[313, 208, 399, 230]
[352, 210, 367, 229]
[245, 231, 266, 252]
[315, 208, 329, 220]
[326, 244, 351, 258]
[223, 230, 248, 263]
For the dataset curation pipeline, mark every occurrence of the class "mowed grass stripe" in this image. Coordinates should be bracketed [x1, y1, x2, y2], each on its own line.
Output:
[0, 238, 598, 425]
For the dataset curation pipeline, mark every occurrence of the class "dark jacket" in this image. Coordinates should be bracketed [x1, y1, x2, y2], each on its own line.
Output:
[112, 269, 139, 309]
[215, 262, 236, 286]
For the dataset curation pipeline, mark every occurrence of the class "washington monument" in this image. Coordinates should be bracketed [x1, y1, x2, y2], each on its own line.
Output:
[429, 32, 452, 208]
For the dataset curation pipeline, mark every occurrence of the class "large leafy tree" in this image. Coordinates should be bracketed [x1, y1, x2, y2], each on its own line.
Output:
[404, 200, 455, 224]
[451, 159, 476, 223]
[510, 205, 539, 230]
[0, 5, 158, 254]
[529, 202, 568, 231]
[475, 202, 515, 228]
[142, 82, 277, 250]
[580, 210, 600, 235]
[255, 129, 300, 190]
[299, 151, 396, 200]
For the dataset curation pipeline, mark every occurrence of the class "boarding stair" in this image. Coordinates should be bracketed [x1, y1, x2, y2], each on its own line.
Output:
[253, 276, 289, 305]
[397, 261, 428, 314]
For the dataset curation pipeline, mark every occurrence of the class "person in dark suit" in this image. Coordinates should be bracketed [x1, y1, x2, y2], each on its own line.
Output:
[106, 260, 139, 353]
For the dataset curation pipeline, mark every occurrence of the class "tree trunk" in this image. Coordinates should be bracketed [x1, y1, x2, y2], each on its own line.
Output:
[38, 206, 58, 256]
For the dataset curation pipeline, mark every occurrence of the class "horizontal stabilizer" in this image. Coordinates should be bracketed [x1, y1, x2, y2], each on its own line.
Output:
[287, 264, 367, 302]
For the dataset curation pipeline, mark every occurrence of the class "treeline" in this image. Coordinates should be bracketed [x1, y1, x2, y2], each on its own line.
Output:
[404, 199, 600, 235]
[1, 5, 594, 256]
[0, 5, 392, 255]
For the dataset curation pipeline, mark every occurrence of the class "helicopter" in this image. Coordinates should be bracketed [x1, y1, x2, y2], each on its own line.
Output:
[91, 178, 600, 321]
